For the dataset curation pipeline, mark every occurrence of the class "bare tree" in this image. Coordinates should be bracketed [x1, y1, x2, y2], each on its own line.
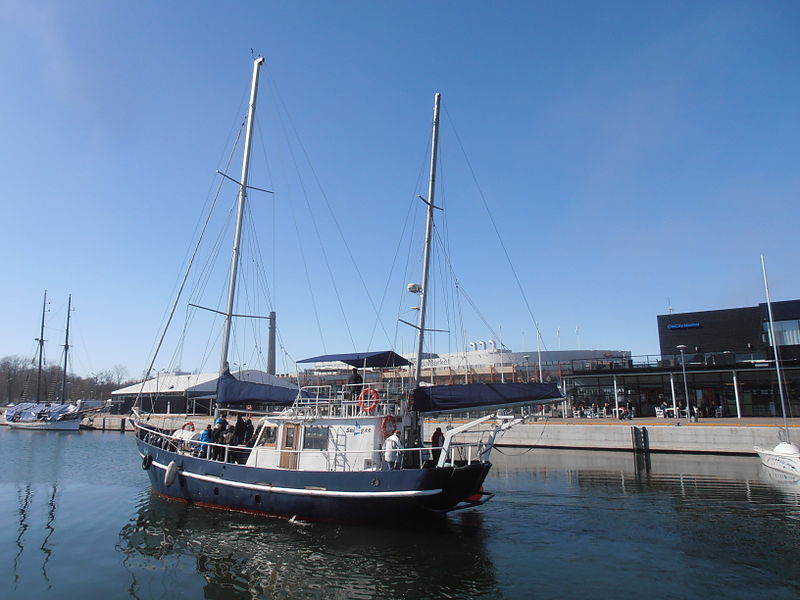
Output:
[112, 364, 129, 386]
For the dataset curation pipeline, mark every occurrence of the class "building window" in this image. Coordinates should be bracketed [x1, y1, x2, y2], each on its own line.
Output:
[764, 320, 800, 346]
[302, 426, 330, 450]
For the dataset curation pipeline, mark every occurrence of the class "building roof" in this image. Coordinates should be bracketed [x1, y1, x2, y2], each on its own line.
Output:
[111, 369, 295, 397]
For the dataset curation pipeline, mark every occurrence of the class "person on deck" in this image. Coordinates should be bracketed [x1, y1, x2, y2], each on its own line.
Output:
[347, 368, 363, 399]
[244, 417, 255, 444]
[234, 415, 247, 444]
[431, 427, 445, 463]
[383, 428, 403, 470]
[198, 424, 212, 457]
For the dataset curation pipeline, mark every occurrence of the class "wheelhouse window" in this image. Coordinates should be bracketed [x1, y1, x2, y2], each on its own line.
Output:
[302, 426, 330, 450]
[257, 426, 278, 447]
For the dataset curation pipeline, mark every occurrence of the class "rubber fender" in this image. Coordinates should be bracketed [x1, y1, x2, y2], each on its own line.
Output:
[164, 460, 179, 487]
[142, 454, 153, 470]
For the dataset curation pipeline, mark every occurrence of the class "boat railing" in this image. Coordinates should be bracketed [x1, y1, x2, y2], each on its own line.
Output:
[292, 382, 407, 418]
[246, 441, 489, 471]
[133, 419, 488, 471]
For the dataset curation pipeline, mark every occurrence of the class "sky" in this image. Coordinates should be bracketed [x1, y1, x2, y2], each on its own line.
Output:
[1, 1, 799, 379]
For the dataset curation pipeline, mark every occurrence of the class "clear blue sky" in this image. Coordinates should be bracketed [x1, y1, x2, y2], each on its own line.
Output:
[1, 1, 799, 378]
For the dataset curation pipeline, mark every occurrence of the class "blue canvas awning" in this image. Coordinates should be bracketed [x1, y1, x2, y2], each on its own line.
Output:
[412, 382, 564, 413]
[298, 351, 410, 369]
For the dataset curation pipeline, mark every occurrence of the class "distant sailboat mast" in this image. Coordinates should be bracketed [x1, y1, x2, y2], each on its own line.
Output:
[36, 290, 47, 403]
[60, 294, 72, 405]
[219, 56, 265, 375]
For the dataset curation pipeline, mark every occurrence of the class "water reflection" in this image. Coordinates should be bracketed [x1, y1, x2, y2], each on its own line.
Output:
[117, 493, 499, 600]
[11, 482, 60, 592]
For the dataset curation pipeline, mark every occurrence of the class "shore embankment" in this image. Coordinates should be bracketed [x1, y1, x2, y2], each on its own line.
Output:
[425, 416, 799, 455]
[2, 410, 797, 455]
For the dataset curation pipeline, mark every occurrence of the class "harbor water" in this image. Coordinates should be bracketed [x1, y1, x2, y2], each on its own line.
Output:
[1, 428, 798, 599]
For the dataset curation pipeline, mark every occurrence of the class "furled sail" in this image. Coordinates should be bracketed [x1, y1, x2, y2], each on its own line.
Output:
[215, 370, 300, 405]
[412, 381, 564, 413]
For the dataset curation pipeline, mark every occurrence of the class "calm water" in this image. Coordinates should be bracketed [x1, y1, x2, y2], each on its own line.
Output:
[1, 428, 798, 599]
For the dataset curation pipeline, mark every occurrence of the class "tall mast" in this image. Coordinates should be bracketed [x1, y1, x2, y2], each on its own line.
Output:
[414, 92, 441, 386]
[61, 294, 72, 404]
[219, 56, 265, 374]
[36, 290, 47, 403]
[761, 255, 791, 442]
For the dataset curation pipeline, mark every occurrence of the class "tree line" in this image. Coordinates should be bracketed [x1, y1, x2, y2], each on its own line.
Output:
[0, 355, 135, 405]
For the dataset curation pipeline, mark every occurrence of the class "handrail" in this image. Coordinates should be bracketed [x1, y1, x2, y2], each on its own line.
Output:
[133, 420, 487, 471]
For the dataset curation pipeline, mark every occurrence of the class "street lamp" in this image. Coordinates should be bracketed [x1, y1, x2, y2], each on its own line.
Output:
[676, 345, 692, 420]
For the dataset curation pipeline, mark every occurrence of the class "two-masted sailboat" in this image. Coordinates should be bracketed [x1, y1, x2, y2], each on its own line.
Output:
[6, 293, 83, 431]
[131, 58, 563, 523]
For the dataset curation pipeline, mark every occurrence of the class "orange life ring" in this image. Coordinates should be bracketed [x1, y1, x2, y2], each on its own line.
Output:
[357, 388, 380, 413]
[380, 415, 396, 438]
[182, 421, 195, 432]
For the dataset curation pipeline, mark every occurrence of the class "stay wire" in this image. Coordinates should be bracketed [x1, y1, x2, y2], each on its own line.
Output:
[270, 82, 352, 351]
[443, 106, 546, 349]
[136, 118, 244, 405]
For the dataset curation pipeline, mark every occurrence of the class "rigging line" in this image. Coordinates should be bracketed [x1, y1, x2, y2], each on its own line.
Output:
[140, 121, 245, 392]
[393, 134, 434, 348]
[269, 84, 384, 349]
[252, 89, 279, 313]
[152, 119, 248, 363]
[271, 94, 353, 351]
[443, 106, 547, 349]
[169, 205, 236, 372]
[366, 182, 418, 350]
[432, 229, 505, 346]
[244, 198, 276, 310]
[285, 177, 328, 354]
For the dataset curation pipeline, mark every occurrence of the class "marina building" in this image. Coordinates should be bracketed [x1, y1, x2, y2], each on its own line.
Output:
[565, 300, 800, 419]
[109, 300, 799, 420]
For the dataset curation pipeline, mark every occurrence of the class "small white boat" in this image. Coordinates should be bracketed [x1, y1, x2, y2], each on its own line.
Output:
[755, 442, 800, 478]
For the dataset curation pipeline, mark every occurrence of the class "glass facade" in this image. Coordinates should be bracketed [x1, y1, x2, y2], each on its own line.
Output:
[566, 366, 800, 418]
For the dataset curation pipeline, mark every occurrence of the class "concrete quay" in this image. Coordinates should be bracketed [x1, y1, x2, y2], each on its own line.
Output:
[428, 416, 799, 456]
[3, 410, 797, 456]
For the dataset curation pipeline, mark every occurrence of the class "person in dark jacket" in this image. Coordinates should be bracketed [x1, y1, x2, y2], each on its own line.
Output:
[234, 415, 247, 444]
[244, 418, 255, 444]
[347, 368, 363, 399]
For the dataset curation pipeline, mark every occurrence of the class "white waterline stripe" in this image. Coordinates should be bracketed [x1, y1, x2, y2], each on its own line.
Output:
[147, 458, 443, 498]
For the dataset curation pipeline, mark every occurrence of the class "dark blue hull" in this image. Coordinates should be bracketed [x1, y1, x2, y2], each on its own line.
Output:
[135, 438, 491, 524]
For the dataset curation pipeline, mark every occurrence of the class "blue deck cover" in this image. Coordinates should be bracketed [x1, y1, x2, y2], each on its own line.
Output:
[215, 371, 300, 405]
[412, 381, 564, 413]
